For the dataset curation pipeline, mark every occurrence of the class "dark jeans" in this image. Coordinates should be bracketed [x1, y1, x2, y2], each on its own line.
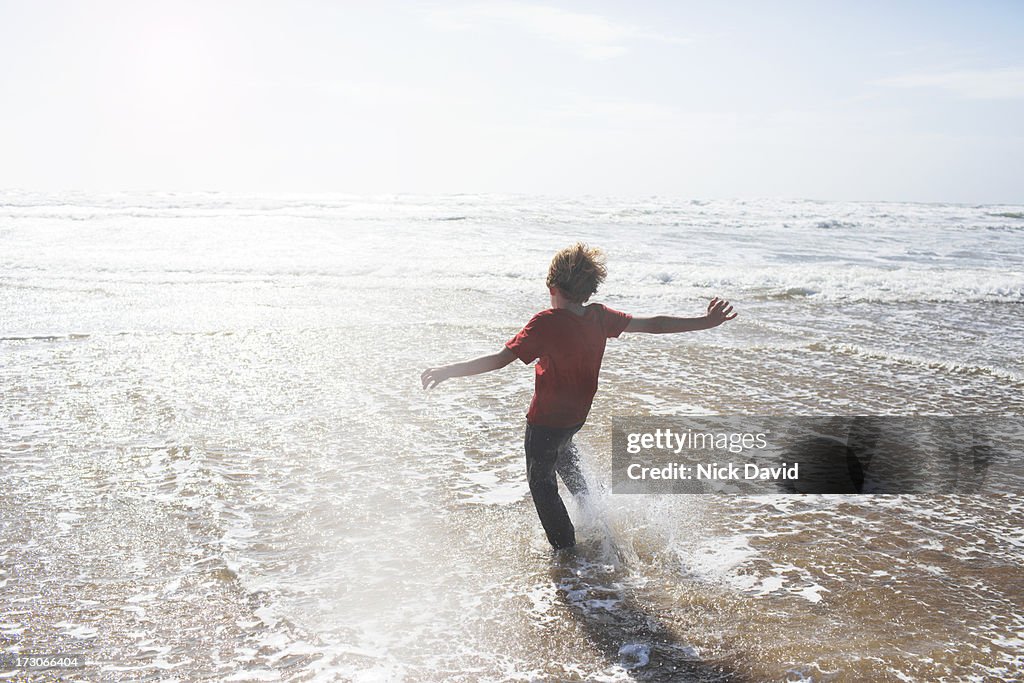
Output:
[524, 422, 589, 549]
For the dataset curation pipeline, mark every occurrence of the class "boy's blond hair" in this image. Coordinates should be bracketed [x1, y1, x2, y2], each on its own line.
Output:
[546, 242, 607, 304]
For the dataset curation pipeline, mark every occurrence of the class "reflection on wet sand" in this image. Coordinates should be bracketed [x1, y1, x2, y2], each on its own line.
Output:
[549, 541, 748, 682]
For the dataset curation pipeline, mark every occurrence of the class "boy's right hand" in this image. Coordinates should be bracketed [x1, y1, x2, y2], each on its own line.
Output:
[421, 366, 450, 390]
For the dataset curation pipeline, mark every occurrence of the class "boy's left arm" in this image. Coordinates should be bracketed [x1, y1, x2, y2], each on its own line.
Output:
[625, 297, 737, 334]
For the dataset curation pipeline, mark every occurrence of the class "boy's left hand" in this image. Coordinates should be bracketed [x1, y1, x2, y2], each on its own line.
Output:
[706, 297, 738, 326]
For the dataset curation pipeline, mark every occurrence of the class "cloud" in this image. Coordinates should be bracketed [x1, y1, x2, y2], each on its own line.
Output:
[246, 78, 439, 106]
[547, 98, 678, 124]
[426, 2, 685, 60]
[874, 67, 1024, 100]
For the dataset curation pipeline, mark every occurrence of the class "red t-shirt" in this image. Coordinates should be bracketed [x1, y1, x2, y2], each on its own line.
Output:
[505, 303, 632, 428]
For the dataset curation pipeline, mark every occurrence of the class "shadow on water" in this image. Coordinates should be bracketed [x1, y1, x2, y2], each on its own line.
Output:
[546, 540, 749, 682]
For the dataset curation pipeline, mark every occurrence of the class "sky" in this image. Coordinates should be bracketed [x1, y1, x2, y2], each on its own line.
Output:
[1, 0, 1022, 202]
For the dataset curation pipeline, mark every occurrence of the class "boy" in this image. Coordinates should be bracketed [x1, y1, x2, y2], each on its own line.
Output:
[421, 243, 737, 550]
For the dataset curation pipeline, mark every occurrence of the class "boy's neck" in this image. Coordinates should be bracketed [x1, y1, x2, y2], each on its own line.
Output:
[549, 288, 586, 315]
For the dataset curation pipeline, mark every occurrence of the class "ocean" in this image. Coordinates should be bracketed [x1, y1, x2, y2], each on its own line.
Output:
[1, 192, 1022, 681]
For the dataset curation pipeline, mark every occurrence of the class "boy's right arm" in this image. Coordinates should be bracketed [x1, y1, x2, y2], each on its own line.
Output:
[625, 297, 737, 334]
[421, 347, 517, 390]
